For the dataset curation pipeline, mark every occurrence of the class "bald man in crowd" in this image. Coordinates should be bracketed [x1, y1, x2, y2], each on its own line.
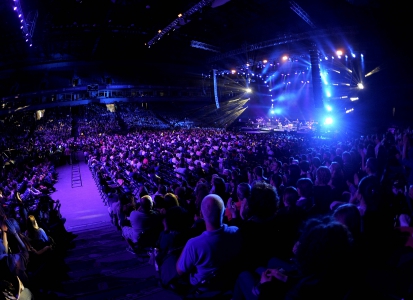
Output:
[176, 194, 243, 290]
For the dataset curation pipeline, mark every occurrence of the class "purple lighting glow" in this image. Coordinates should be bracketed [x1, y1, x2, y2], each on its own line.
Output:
[14, 7, 17, 10]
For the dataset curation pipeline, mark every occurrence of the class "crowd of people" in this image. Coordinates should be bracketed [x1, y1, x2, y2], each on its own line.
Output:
[0, 114, 78, 299]
[2, 105, 413, 299]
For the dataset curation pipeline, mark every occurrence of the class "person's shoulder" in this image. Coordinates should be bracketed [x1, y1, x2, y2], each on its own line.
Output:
[222, 223, 240, 233]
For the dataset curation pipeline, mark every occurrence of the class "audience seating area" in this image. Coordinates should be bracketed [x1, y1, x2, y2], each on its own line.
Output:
[2, 104, 413, 299]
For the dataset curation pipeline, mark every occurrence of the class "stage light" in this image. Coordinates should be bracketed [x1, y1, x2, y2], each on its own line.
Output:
[326, 105, 332, 112]
[325, 56, 328, 60]
[14, 7, 17, 10]
[350, 97, 359, 101]
[346, 108, 354, 114]
[352, 53, 356, 58]
[336, 50, 343, 56]
[282, 55, 288, 61]
[326, 91, 331, 98]
[324, 117, 333, 125]
[357, 83, 364, 89]
[18, 14, 21, 17]
[178, 13, 182, 17]
[270, 110, 275, 114]
[263, 60, 267, 64]
[245, 88, 252, 93]
[361, 54, 364, 58]
[158, 30, 162, 33]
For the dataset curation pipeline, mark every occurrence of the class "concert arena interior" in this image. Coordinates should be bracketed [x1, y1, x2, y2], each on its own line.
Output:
[0, 0, 412, 299]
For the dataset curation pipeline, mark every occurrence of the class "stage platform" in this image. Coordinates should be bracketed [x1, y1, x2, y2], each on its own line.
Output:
[239, 125, 315, 135]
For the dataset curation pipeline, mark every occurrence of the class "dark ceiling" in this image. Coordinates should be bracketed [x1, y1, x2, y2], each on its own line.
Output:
[0, 0, 406, 68]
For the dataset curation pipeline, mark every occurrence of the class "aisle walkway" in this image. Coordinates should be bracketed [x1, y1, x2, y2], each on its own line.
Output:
[53, 152, 111, 232]
[50, 152, 181, 299]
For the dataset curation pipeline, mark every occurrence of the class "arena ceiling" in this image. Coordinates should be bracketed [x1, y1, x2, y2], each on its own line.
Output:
[0, 0, 406, 70]
[0, 0, 412, 122]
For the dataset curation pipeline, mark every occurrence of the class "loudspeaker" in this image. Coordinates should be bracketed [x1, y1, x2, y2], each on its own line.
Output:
[309, 47, 323, 108]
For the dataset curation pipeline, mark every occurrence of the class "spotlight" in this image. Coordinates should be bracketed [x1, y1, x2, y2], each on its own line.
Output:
[14, 7, 17, 10]
[336, 50, 343, 56]
[270, 110, 275, 114]
[245, 88, 252, 93]
[326, 105, 332, 112]
[324, 117, 333, 125]
[357, 83, 364, 89]
[282, 55, 288, 61]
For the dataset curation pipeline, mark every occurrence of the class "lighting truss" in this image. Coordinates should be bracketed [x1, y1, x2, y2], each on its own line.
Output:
[190, 40, 220, 52]
[146, 0, 215, 47]
[26, 10, 38, 38]
[12, 0, 36, 47]
[289, 1, 316, 29]
[207, 27, 357, 63]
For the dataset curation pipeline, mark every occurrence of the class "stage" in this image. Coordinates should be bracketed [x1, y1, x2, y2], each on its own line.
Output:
[238, 124, 316, 135]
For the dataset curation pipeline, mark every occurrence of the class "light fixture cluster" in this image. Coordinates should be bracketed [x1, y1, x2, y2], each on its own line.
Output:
[13, 0, 33, 47]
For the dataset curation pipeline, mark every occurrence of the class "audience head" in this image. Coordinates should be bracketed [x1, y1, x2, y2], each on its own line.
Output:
[212, 176, 226, 195]
[311, 157, 321, 169]
[333, 203, 361, 239]
[288, 164, 301, 178]
[236, 182, 251, 201]
[164, 206, 191, 232]
[248, 182, 279, 219]
[357, 175, 381, 211]
[153, 194, 165, 209]
[270, 173, 283, 188]
[163, 193, 179, 209]
[296, 178, 313, 198]
[282, 186, 299, 207]
[139, 195, 153, 212]
[315, 166, 331, 185]
[201, 194, 225, 229]
[296, 217, 353, 277]
[26, 215, 40, 232]
[254, 166, 264, 178]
